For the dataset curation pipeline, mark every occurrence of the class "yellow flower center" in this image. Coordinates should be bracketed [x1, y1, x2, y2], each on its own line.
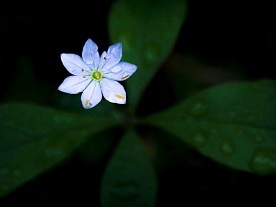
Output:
[91, 70, 103, 81]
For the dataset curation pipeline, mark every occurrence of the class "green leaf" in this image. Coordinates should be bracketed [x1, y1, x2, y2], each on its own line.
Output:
[142, 79, 276, 175]
[100, 129, 157, 207]
[0, 102, 118, 197]
[108, 0, 188, 110]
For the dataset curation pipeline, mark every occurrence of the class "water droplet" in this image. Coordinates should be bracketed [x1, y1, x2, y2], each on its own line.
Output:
[108, 181, 140, 202]
[220, 139, 234, 156]
[193, 132, 207, 147]
[189, 99, 208, 118]
[250, 148, 276, 175]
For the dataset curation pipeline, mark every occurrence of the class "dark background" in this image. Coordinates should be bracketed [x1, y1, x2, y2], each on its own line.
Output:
[1, 0, 276, 205]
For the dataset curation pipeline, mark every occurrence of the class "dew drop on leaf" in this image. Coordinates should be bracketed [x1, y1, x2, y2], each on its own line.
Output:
[220, 139, 234, 157]
[108, 181, 140, 203]
[189, 99, 208, 118]
[193, 132, 207, 147]
[250, 148, 276, 175]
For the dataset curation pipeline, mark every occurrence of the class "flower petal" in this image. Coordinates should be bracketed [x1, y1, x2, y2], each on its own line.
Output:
[61, 54, 91, 75]
[81, 81, 102, 109]
[100, 78, 126, 104]
[103, 62, 138, 81]
[58, 76, 91, 94]
[100, 42, 122, 71]
[82, 38, 100, 68]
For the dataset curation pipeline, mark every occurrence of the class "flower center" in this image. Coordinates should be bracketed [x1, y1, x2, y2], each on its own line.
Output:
[91, 69, 103, 81]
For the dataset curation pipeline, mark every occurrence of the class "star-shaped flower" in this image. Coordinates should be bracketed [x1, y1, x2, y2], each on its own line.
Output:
[58, 38, 137, 109]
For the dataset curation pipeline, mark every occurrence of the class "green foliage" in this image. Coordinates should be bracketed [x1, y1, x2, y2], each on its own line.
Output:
[100, 130, 157, 207]
[143, 79, 276, 175]
[108, 0, 188, 111]
[0, 102, 117, 197]
[1, 0, 276, 205]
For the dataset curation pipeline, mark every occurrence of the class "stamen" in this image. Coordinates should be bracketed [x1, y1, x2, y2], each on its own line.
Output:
[85, 99, 89, 106]
[83, 76, 86, 78]
[121, 75, 129, 80]
[115, 94, 124, 99]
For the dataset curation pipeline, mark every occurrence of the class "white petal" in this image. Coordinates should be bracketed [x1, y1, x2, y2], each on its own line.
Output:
[103, 62, 138, 81]
[82, 38, 100, 68]
[58, 76, 91, 94]
[100, 78, 126, 104]
[100, 42, 122, 71]
[81, 81, 102, 109]
[61, 54, 91, 75]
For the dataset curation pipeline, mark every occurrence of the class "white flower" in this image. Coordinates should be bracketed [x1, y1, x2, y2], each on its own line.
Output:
[58, 38, 137, 109]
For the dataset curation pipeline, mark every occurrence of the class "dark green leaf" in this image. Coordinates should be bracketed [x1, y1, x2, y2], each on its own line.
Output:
[100, 129, 157, 207]
[108, 0, 188, 110]
[0, 102, 118, 197]
[143, 79, 276, 175]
